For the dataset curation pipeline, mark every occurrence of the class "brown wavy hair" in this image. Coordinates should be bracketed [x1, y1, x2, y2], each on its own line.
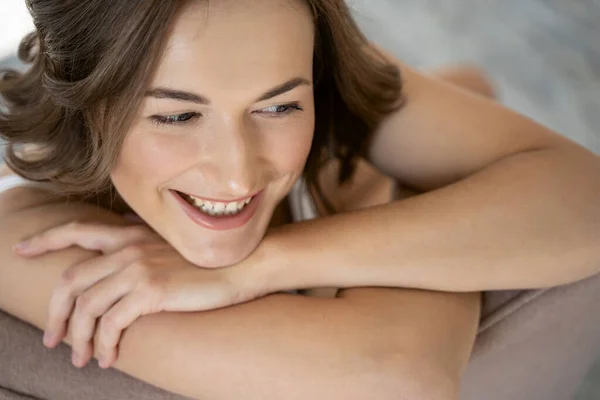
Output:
[0, 0, 402, 212]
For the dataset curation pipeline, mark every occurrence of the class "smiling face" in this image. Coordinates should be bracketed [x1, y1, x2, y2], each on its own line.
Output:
[110, 0, 316, 267]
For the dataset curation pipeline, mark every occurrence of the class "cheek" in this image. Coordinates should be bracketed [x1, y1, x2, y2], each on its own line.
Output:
[112, 131, 199, 188]
[264, 117, 315, 174]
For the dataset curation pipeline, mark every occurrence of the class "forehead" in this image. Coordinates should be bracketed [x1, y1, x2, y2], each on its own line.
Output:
[152, 0, 315, 97]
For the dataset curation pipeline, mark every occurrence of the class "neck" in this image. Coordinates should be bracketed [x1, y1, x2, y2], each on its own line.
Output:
[269, 197, 292, 228]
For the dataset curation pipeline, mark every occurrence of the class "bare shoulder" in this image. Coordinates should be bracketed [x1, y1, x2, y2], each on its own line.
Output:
[0, 164, 126, 242]
[0, 164, 67, 218]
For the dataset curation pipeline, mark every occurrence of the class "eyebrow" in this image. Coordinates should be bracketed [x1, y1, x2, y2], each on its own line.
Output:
[145, 77, 311, 105]
[255, 77, 311, 102]
[145, 88, 209, 104]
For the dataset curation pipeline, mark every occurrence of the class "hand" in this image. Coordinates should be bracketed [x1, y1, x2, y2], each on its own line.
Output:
[14, 222, 263, 369]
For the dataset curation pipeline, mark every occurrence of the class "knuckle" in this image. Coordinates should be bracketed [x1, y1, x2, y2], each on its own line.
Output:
[59, 266, 79, 288]
[99, 313, 117, 333]
[75, 294, 94, 314]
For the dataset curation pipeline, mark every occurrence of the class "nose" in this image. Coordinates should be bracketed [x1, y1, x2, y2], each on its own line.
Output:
[208, 116, 262, 197]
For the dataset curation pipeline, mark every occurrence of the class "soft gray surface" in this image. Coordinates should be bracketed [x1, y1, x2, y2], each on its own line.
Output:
[347, 1, 600, 398]
[351, 0, 600, 154]
[579, 358, 600, 400]
[1, 0, 600, 398]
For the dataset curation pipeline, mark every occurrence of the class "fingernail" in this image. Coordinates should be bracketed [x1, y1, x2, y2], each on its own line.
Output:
[72, 352, 82, 367]
[43, 331, 54, 347]
[98, 355, 108, 369]
[13, 240, 31, 252]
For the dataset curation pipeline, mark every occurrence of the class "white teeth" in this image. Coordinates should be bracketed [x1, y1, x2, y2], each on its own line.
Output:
[213, 202, 225, 213]
[225, 202, 238, 213]
[182, 192, 254, 217]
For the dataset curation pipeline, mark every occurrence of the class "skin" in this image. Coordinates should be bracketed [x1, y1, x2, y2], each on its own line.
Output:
[113, 0, 316, 268]
[260, 54, 600, 294]
[0, 2, 482, 398]
[0, 157, 480, 400]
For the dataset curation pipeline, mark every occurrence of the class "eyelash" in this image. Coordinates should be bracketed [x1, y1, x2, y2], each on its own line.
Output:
[150, 112, 200, 126]
[254, 103, 304, 117]
[150, 102, 303, 126]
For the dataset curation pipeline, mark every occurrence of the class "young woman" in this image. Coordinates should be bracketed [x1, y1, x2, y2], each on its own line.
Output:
[1, 0, 599, 399]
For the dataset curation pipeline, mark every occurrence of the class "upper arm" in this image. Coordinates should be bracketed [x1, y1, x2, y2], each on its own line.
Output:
[340, 287, 480, 396]
[367, 51, 571, 191]
[0, 199, 479, 399]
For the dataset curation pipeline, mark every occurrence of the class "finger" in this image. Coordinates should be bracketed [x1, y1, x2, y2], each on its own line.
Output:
[68, 272, 135, 368]
[44, 247, 141, 349]
[14, 222, 154, 257]
[95, 294, 145, 369]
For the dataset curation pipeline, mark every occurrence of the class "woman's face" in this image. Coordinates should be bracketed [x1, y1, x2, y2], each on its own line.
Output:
[111, 0, 315, 267]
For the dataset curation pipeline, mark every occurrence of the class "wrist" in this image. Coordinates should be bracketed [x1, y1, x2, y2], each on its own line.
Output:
[248, 229, 298, 293]
[249, 225, 341, 293]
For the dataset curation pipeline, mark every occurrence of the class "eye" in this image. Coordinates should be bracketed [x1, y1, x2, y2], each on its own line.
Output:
[149, 112, 200, 126]
[255, 102, 303, 117]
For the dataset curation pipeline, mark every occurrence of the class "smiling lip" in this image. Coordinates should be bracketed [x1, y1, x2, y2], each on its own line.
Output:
[176, 190, 258, 204]
[171, 189, 262, 231]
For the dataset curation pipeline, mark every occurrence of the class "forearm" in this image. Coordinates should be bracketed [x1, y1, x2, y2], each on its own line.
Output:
[265, 145, 600, 292]
[0, 202, 469, 400]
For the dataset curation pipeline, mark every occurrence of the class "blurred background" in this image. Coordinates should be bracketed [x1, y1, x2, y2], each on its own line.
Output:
[0, 0, 599, 398]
